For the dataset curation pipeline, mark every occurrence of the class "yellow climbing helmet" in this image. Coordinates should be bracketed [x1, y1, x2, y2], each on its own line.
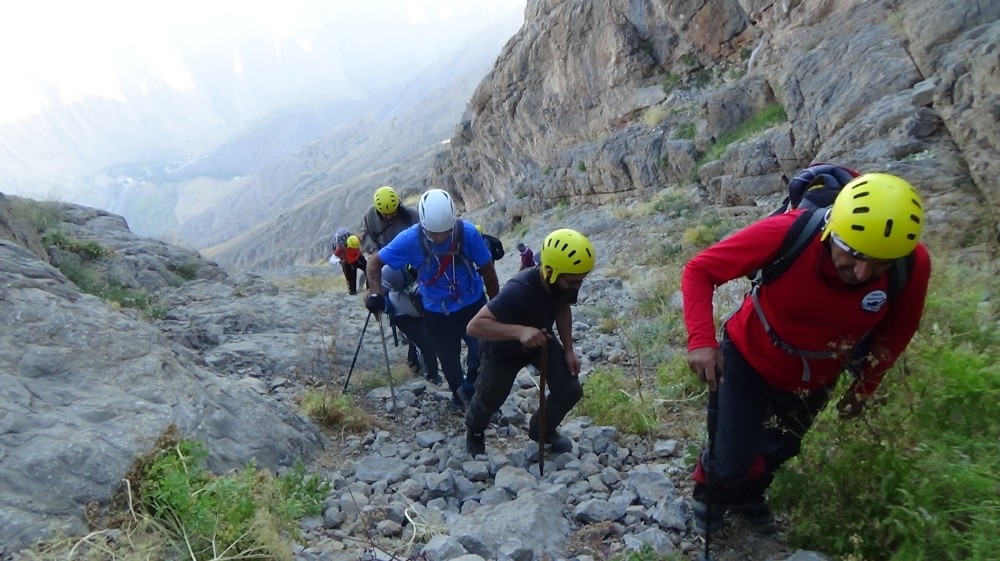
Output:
[373, 186, 399, 216]
[821, 173, 924, 260]
[541, 229, 595, 282]
[346, 235, 361, 249]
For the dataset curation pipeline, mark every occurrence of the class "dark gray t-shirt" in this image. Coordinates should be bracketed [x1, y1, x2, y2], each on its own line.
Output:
[482, 267, 577, 364]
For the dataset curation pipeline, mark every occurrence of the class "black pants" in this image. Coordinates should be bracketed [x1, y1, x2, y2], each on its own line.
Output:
[423, 298, 485, 397]
[340, 256, 367, 294]
[390, 314, 438, 378]
[466, 342, 583, 439]
[694, 336, 834, 505]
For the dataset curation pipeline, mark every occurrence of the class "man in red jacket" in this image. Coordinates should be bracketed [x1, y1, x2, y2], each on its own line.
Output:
[682, 173, 932, 535]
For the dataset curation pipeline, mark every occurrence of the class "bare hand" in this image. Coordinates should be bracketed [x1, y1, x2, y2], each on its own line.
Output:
[519, 326, 549, 348]
[564, 348, 581, 377]
[687, 347, 723, 391]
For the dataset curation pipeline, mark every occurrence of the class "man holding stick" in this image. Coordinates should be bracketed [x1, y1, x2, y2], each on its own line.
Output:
[464, 228, 595, 458]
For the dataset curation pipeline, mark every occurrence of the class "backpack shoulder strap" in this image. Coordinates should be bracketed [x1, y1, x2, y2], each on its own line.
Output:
[756, 209, 827, 285]
[886, 251, 915, 301]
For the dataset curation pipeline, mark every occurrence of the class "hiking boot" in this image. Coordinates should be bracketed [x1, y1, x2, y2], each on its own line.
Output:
[730, 499, 778, 534]
[425, 372, 443, 385]
[407, 361, 421, 375]
[546, 433, 573, 454]
[466, 430, 486, 457]
[691, 498, 725, 536]
[529, 430, 573, 454]
[525, 432, 573, 462]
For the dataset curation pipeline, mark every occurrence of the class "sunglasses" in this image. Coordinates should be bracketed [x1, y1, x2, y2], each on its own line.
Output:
[829, 232, 895, 266]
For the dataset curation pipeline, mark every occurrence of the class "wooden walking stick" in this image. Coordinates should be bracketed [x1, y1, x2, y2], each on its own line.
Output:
[537, 337, 548, 476]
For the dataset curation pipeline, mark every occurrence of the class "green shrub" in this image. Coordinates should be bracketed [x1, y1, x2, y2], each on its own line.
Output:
[577, 367, 659, 435]
[696, 103, 788, 166]
[133, 435, 329, 561]
[674, 122, 696, 140]
[610, 544, 687, 561]
[660, 71, 680, 93]
[577, 161, 587, 172]
[43, 231, 109, 259]
[299, 389, 377, 432]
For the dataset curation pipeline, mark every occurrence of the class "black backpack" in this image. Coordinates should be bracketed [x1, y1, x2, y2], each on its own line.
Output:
[483, 234, 505, 261]
[768, 163, 860, 216]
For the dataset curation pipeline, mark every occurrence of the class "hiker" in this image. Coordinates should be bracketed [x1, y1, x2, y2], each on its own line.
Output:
[380, 264, 441, 385]
[682, 173, 932, 535]
[516, 242, 534, 271]
[361, 185, 416, 256]
[364, 188, 500, 412]
[361, 185, 420, 371]
[331, 232, 367, 295]
[464, 228, 594, 457]
[476, 224, 506, 262]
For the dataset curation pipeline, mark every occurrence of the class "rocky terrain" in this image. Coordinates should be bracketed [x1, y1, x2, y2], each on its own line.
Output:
[0, 192, 827, 560]
[2, 1, 999, 560]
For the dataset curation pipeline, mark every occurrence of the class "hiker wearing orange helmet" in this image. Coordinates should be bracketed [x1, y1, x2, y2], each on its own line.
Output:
[332, 233, 367, 295]
[681, 173, 932, 536]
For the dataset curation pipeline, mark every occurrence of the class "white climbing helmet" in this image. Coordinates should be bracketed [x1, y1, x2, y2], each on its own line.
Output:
[418, 189, 456, 233]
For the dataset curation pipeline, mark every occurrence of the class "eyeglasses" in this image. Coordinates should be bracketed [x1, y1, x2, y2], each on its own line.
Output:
[829, 232, 895, 266]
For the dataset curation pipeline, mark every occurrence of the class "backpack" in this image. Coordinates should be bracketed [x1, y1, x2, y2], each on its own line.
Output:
[768, 163, 860, 216]
[748, 166, 916, 379]
[483, 234, 505, 261]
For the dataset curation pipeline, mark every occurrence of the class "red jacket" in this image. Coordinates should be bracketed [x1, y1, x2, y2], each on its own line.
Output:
[682, 210, 931, 395]
[333, 244, 362, 265]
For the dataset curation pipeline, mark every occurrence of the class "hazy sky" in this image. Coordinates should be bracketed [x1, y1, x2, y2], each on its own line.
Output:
[0, 0, 526, 123]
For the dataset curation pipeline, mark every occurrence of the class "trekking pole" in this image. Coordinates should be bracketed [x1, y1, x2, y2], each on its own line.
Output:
[537, 337, 548, 476]
[377, 314, 399, 411]
[343, 312, 371, 393]
[702, 380, 720, 561]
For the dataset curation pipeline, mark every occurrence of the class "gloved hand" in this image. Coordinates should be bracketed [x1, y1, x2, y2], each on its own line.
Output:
[365, 293, 385, 314]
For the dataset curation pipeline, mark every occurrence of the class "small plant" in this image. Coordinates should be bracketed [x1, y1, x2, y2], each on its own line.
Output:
[542, 165, 552, 176]
[123, 429, 330, 561]
[642, 106, 669, 127]
[299, 389, 376, 432]
[610, 544, 687, 561]
[43, 231, 109, 260]
[8, 198, 63, 231]
[577, 161, 587, 173]
[640, 39, 656, 59]
[170, 261, 199, 282]
[674, 122, 696, 140]
[660, 71, 680, 93]
[696, 103, 788, 167]
[681, 53, 698, 68]
[577, 367, 659, 435]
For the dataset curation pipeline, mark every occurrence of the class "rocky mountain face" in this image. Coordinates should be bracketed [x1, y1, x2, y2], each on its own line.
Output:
[0, 195, 334, 549]
[427, 0, 998, 251]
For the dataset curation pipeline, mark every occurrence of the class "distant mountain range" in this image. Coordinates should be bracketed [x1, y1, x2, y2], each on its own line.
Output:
[0, 7, 524, 262]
